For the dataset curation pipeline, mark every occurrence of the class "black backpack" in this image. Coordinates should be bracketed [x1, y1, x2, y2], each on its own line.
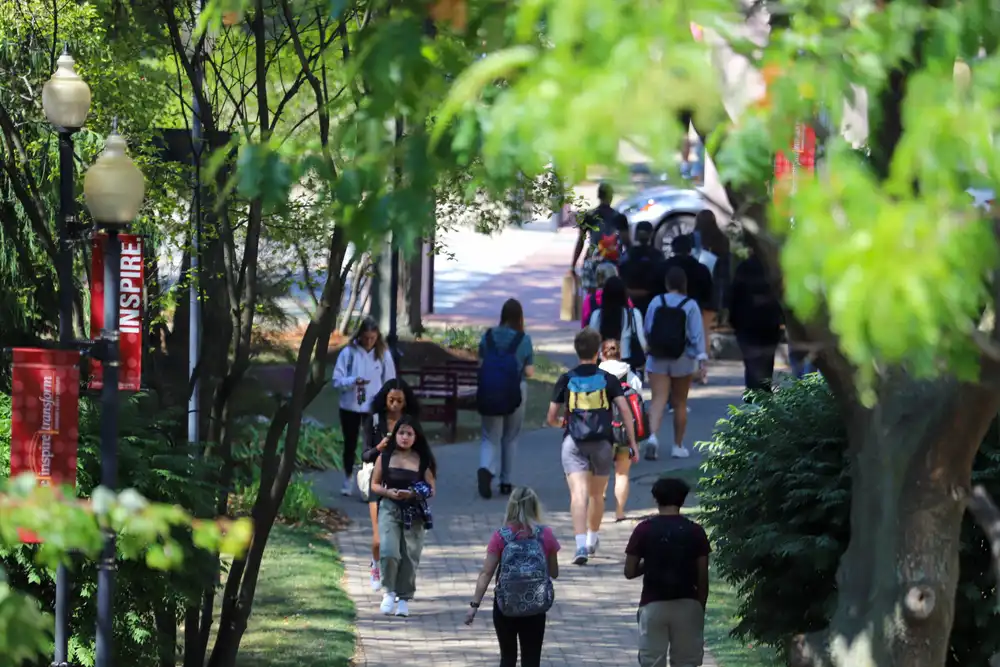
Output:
[647, 295, 691, 359]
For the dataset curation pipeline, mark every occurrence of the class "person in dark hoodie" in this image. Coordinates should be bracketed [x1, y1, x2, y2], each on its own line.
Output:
[729, 248, 783, 396]
[662, 234, 713, 313]
[619, 220, 667, 318]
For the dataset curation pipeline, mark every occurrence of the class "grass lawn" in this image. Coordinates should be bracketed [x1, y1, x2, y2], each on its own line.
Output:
[658, 466, 782, 667]
[237, 524, 355, 667]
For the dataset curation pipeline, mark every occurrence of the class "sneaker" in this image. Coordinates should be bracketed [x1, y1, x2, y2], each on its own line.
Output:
[380, 592, 396, 615]
[341, 477, 354, 497]
[370, 563, 381, 591]
[477, 467, 493, 499]
[395, 599, 409, 617]
[587, 535, 600, 556]
[572, 547, 589, 565]
[644, 443, 659, 461]
[671, 446, 690, 459]
[499, 483, 513, 496]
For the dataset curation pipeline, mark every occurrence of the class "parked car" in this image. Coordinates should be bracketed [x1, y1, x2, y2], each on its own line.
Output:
[615, 185, 706, 254]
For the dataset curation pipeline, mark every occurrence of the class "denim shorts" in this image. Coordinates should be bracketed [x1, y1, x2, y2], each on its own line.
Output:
[646, 355, 697, 378]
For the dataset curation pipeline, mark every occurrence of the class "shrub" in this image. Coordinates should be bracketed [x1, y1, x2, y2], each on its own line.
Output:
[0, 392, 219, 667]
[232, 421, 344, 475]
[699, 375, 1000, 666]
[232, 473, 321, 524]
[424, 325, 482, 352]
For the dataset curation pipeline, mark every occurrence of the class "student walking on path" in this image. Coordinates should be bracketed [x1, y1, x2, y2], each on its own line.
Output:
[580, 262, 632, 328]
[643, 268, 708, 461]
[588, 275, 646, 376]
[465, 487, 559, 667]
[729, 248, 783, 396]
[598, 339, 643, 521]
[369, 416, 437, 617]
[477, 299, 536, 499]
[546, 328, 637, 565]
[625, 477, 711, 667]
[571, 182, 631, 298]
[359, 379, 421, 592]
[693, 210, 731, 383]
[332, 317, 397, 496]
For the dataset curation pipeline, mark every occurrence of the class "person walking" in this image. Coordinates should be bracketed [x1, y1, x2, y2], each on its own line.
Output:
[359, 378, 421, 592]
[477, 299, 535, 499]
[369, 416, 437, 617]
[598, 339, 643, 521]
[588, 276, 646, 376]
[547, 328, 637, 565]
[619, 220, 667, 318]
[692, 210, 731, 383]
[332, 317, 397, 496]
[465, 487, 560, 667]
[643, 268, 707, 460]
[579, 262, 627, 328]
[729, 249, 783, 396]
[625, 477, 711, 667]
[571, 182, 631, 298]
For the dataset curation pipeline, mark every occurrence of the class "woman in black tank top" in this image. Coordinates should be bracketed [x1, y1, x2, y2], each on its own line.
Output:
[362, 379, 421, 592]
[370, 416, 437, 617]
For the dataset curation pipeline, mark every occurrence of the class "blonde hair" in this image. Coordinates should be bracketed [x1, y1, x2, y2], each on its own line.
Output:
[504, 487, 543, 529]
[595, 262, 618, 286]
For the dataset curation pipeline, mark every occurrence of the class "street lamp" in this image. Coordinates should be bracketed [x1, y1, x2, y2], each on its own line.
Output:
[41, 46, 91, 667]
[83, 124, 145, 667]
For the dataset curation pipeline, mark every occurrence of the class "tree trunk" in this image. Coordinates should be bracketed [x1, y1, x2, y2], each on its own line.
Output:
[791, 378, 1000, 667]
[397, 238, 423, 337]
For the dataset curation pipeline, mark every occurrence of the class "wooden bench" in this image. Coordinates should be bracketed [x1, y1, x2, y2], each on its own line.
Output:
[400, 360, 478, 442]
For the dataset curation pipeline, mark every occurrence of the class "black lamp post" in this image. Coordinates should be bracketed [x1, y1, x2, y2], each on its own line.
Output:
[82, 123, 146, 667]
[41, 46, 92, 667]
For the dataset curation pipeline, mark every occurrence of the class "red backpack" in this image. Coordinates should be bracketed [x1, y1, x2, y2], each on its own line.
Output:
[612, 381, 650, 445]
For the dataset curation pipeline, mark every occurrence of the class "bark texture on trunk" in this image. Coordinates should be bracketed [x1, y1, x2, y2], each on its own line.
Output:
[792, 378, 1000, 667]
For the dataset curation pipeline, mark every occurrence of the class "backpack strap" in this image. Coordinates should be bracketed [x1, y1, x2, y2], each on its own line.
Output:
[679, 297, 691, 309]
[346, 346, 355, 376]
[485, 329, 497, 354]
[508, 332, 525, 355]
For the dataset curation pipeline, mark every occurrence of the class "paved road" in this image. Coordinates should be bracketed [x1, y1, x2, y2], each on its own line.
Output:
[311, 362, 744, 667]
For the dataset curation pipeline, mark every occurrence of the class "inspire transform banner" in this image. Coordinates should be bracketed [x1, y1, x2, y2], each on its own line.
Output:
[10, 348, 82, 543]
[89, 233, 144, 392]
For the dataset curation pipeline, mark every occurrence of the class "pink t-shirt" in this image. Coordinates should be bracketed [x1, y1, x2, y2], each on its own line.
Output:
[487, 524, 561, 557]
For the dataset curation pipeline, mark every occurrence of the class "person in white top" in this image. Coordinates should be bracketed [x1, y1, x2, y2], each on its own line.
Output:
[643, 268, 708, 460]
[332, 317, 397, 496]
[598, 339, 642, 522]
[587, 276, 646, 375]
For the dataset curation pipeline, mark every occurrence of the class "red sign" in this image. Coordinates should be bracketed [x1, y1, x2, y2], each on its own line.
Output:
[10, 348, 81, 543]
[89, 234, 144, 392]
[773, 123, 817, 204]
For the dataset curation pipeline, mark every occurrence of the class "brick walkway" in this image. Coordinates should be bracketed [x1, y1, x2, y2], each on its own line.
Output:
[312, 362, 745, 667]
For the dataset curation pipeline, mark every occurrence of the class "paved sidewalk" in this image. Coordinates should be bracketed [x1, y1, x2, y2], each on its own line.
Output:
[311, 362, 745, 667]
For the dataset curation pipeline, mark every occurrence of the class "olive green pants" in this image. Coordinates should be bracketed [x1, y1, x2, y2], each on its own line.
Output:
[377, 501, 427, 601]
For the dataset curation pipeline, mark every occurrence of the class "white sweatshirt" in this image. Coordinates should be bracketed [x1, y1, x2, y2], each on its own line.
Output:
[331, 343, 397, 413]
[599, 359, 643, 393]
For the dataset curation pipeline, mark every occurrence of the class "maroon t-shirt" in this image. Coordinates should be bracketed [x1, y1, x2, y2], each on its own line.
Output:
[625, 514, 711, 606]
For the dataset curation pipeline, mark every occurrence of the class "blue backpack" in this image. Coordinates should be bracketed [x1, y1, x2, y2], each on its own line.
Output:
[477, 330, 525, 416]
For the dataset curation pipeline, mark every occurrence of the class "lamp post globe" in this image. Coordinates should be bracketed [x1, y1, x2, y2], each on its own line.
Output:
[83, 131, 145, 227]
[954, 58, 972, 90]
[42, 51, 92, 130]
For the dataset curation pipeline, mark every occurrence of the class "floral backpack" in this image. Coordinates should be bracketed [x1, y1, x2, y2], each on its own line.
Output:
[494, 525, 555, 617]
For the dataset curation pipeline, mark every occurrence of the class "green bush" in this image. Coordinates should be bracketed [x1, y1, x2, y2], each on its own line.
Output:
[232, 421, 344, 474]
[232, 473, 321, 524]
[423, 325, 483, 352]
[0, 392, 219, 667]
[699, 375, 1000, 666]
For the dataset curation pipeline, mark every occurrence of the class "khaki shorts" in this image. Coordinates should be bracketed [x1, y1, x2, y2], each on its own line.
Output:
[560, 435, 614, 476]
[637, 599, 705, 667]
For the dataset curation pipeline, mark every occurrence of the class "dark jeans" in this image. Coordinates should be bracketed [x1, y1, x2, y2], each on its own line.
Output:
[493, 606, 546, 667]
[737, 338, 777, 396]
[339, 408, 364, 473]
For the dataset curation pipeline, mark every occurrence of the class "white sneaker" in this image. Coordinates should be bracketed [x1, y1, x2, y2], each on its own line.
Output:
[671, 446, 690, 459]
[395, 599, 409, 617]
[380, 592, 396, 615]
[341, 477, 354, 497]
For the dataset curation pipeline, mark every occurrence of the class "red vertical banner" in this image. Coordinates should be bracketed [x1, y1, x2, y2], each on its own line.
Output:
[10, 348, 81, 543]
[773, 123, 817, 206]
[90, 234, 144, 392]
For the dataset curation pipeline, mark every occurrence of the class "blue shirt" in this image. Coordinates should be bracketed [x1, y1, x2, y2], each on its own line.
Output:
[478, 326, 534, 378]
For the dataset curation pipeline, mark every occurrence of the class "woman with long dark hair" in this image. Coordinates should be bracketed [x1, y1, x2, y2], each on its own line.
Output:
[477, 299, 535, 499]
[332, 317, 396, 497]
[693, 210, 731, 384]
[359, 378, 421, 591]
[588, 276, 646, 374]
[370, 416, 437, 617]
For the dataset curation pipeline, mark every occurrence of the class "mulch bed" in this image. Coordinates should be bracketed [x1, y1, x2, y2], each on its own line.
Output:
[280, 507, 352, 536]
